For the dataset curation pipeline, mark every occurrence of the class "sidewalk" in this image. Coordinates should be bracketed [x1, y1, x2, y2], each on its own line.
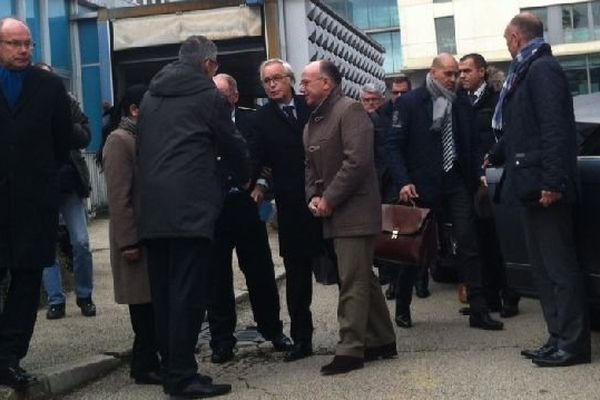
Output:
[0, 218, 285, 400]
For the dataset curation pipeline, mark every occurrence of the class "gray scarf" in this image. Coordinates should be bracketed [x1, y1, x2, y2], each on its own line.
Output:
[118, 116, 137, 135]
[425, 72, 456, 131]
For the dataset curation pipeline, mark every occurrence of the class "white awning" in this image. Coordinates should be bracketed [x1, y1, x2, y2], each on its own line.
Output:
[112, 5, 262, 51]
[574, 92, 600, 125]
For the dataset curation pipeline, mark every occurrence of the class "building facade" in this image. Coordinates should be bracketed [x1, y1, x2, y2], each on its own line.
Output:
[399, 0, 600, 94]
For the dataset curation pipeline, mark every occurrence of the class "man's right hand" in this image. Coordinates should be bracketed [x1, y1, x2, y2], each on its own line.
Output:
[399, 184, 419, 203]
[250, 184, 266, 204]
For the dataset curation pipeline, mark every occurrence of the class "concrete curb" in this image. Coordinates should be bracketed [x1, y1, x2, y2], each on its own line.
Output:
[0, 269, 287, 399]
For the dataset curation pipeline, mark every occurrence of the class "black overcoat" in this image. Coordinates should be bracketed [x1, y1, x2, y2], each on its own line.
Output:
[0, 67, 71, 270]
[251, 95, 322, 259]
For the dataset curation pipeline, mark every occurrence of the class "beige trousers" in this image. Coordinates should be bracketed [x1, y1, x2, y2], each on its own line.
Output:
[333, 236, 396, 358]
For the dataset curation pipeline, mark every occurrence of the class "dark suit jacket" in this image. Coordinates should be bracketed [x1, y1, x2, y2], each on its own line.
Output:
[385, 86, 482, 206]
[252, 95, 322, 259]
[468, 84, 499, 155]
[489, 50, 578, 205]
[0, 66, 71, 269]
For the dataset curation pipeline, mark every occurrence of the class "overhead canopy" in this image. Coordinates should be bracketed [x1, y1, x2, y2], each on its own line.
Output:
[574, 92, 600, 125]
[112, 5, 262, 51]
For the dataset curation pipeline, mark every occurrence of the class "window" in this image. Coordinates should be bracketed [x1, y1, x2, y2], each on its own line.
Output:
[435, 16, 456, 54]
[559, 54, 600, 96]
[433, 0, 451, 3]
[26, 0, 41, 63]
[49, 0, 71, 72]
[589, 54, 600, 93]
[563, 3, 590, 43]
[323, 0, 398, 30]
[370, 30, 402, 73]
[593, 2, 600, 40]
[0, 1, 15, 18]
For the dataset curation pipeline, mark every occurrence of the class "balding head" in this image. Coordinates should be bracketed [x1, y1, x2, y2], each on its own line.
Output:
[504, 12, 543, 59]
[430, 53, 459, 91]
[0, 18, 33, 70]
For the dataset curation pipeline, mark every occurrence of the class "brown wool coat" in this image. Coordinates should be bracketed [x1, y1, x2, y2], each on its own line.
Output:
[102, 128, 152, 304]
[304, 89, 381, 239]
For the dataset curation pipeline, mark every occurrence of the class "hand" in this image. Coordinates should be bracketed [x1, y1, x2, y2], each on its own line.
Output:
[539, 190, 562, 208]
[308, 196, 320, 216]
[480, 175, 488, 187]
[250, 184, 266, 204]
[122, 247, 141, 262]
[482, 154, 491, 169]
[399, 184, 419, 203]
[315, 197, 333, 217]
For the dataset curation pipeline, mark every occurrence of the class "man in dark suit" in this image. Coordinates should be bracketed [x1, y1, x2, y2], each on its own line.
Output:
[386, 53, 503, 330]
[251, 58, 322, 362]
[206, 73, 292, 364]
[0, 18, 71, 389]
[488, 12, 590, 367]
[458, 53, 520, 318]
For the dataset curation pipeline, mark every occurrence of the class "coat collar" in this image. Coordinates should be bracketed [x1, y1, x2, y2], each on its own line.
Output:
[417, 86, 434, 123]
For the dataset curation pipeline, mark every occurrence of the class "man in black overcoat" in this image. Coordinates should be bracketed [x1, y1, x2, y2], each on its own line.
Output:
[488, 13, 590, 367]
[206, 73, 292, 364]
[0, 18, 71, 389]
[250, 58, 322, 362]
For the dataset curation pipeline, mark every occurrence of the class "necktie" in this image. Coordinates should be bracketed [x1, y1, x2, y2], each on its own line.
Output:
[468, 93, 477, 105]
[441, 116, 455, 172]
[282, 105, 296, 123]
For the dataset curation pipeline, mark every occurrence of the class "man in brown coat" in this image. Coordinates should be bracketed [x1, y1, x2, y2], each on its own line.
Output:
[302, 60, 396, 376]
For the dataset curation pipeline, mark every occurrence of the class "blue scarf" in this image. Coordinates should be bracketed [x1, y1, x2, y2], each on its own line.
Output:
[492, 38, 550, 130]
[0, 66, 27, 109]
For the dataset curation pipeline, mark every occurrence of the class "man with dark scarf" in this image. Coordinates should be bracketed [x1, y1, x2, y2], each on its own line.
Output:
[487, 12, 590, 367]
[386, 53, 503, 331]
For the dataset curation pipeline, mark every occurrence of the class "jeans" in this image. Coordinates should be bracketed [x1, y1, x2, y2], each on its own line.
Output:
[43, 192, 93, 304]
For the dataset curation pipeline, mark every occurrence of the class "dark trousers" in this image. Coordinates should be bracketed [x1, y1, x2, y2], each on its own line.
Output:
[0, 268, 42, 368]
[129, 303, 160, 377]
[145, 238, 209, 392]
[522, 204, 590, 355]
[441, 167, 485, 312]
[477, 216, 519, 308]
[207, 193, 282, 350]
[283, 255, 313, 343]
[394, 265, 418, 315]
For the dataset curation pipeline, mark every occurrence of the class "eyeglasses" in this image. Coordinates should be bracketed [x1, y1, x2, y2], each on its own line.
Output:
[262, 74, 289, 86]
[0, 40, 35, 49]
[299, 76, 324, 87]
[391, 90, 409, 96]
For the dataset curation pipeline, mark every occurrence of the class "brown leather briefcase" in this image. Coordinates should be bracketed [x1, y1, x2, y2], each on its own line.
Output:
[374, 203, 438, 267]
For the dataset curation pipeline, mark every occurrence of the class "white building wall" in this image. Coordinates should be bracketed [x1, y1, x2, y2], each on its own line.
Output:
[400, 0, 600, 70]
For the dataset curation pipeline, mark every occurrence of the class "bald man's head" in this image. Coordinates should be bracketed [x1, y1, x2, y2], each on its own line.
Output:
[0, 18, 33, 70]
[504, 12, 543, 59]
[430, 53, 459, 92]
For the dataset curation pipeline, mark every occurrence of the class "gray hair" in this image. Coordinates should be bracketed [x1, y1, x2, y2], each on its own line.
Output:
[178, 35, 217, 67]
[360, 83, 384, 99]
[259, 58, 296, 85]
[214, 73, 238, 94]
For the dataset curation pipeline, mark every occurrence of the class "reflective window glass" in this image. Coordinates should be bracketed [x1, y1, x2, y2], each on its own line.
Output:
[370, 30, 402, 73]
[560, 56, 589, 95]
[435, 16, 456, 54]
[49, 0, 71, 71]
[593, 1, 600, 40]
[0, 1, 14, 18]
[26, 0, 42, 63]
[589, 54, 600, 93]
[563, 3, 590, 43]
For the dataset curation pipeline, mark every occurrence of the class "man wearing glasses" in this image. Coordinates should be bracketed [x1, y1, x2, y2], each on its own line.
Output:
[386, 53, 503, 331]
[0, 18, 71, 389]
[250, 59, 322, 362]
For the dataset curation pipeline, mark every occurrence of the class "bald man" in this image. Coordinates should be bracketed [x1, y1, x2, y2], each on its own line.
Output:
[386, 53, 503, 331]
[0, 18, 71, 389]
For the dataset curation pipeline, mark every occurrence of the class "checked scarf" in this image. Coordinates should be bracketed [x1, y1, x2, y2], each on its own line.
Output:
[492, 37, 550, 130]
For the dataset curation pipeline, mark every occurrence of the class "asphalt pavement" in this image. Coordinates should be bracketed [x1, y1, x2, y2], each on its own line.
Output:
[3, 217, 600, 399]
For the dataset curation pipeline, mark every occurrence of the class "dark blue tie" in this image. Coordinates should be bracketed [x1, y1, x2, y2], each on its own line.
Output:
[282, 105, 296, 123]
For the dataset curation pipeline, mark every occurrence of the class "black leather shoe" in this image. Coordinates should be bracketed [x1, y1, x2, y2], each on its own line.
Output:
[46, 303, 66, 320]
[532, 349, 591, 367]
[321, 356, 364, 376]
[270, 333, 294, 352]
[0, 366, 38, 389]
[76, 297, 96, 317]
[284, 342, 313, 362]
[469, 312, 504, 330]
[132, 370, 161, 385]
[168, 377, 231, 399]
[210, 347, 234, 364]
[521, 344, 556, 360]
[395, 312, 412, 328]
[364, 342, 397, 362]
